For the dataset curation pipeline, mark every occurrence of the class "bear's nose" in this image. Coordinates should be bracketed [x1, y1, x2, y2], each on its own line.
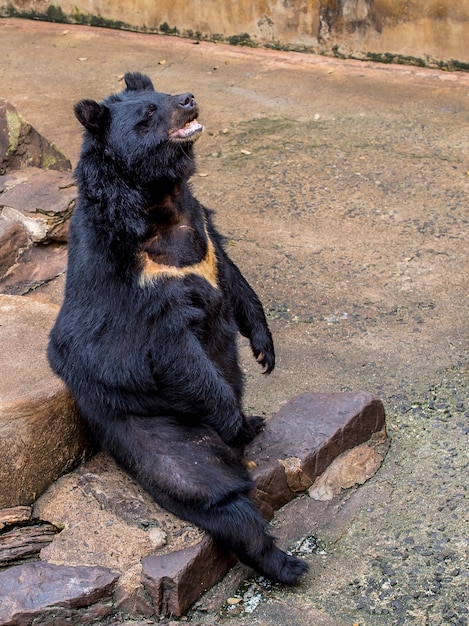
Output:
[178, 93, 196, 109]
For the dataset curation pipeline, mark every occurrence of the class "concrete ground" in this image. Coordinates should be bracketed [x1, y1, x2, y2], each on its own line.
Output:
[1, 18, 468, 626]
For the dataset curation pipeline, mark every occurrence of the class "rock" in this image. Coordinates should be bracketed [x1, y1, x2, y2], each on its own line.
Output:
[114, 563, 155, 617]
[0, 216, 28, 278]
[0, 561, 118, 626]
[0, 522, 59, 567]
[308, 441, 386, 501]
[141, 536, 235, 617]
[33, 452, 204, 613]
[147, 527, 167, 548]
[0, 107, 75, 294]
[0, 99, 71, 174]
[5, 392, 386, 620]
[0, 506, 32, 529]
[35, 472, 163, 571]
[279, 456, 315, 492]
[249, 460, 294, 520]
[0, 295, 89, 507]
[0, 168, 76, 244]
[246, 392, 386, 518]
[0, 168, 75, 294]
[0, 242, 68, 295]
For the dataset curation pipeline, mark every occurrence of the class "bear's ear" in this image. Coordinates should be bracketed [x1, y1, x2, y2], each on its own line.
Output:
[124, 72, 155, 92]
[74, 99, 110, 135]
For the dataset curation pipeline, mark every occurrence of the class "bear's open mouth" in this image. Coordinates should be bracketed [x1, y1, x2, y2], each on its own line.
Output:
[169, 118, 204, 141]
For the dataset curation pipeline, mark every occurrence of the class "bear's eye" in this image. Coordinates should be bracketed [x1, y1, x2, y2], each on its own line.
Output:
[135, 104, 158, 133]
[146, 104, 157, 117]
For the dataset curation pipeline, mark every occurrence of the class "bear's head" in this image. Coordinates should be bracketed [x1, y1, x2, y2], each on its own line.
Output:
[74, 72, 204, 184]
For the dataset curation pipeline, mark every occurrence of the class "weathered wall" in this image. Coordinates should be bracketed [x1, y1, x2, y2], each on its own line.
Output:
[2, 0, 469, 68]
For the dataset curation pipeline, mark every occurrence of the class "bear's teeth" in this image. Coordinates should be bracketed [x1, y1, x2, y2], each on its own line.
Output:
[170, 119, 204, 139]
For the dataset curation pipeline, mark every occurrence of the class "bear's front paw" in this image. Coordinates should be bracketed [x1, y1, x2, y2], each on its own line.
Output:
[251, 332, 275, 374]
[255, 349, 275, 374]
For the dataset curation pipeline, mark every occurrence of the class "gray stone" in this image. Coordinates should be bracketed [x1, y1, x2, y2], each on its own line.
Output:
[0, 295, 89, 507]
[216, 598, 351, 626]
[0, 561, 118, 626]
[0, 99, 71, 174]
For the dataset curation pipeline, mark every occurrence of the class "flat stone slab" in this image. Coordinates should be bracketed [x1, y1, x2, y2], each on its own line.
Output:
[0, 562, 118, 626]
[0, 295, 89, 507]
[247, 391, 386, 518]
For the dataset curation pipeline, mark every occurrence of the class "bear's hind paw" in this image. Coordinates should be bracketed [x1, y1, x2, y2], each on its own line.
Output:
[256, 548, 309, 585]
[232, 414, 265, 446]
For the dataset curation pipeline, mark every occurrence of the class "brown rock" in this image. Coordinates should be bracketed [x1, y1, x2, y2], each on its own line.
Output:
[35, 472, 162, 571]
[0, 168, 75, 293]
[0, 561, 118, 626]
[0, 216, 28, 278]
[279, 456, 315, 492]
[0, 295, 89, 507]
[308, 442, 386, 501]
[0, 242, 68, 295]
[0, 522, 59, 567]
[114, 563, 155, 616]
[141, 536, 235, 617]
[0, 506, 32, 528]
[0, 99, 71, 174]
[33, 452, 203, 614]
[0, 168, 76, 243]
[246, 392, 386, 515]
[252, 461, 295, 520]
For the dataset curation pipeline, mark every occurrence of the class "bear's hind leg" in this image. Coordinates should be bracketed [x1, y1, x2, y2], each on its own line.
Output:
[96, 414, 308, 584]
[189, 492, 309, 585]
[137, 420, 307, 584]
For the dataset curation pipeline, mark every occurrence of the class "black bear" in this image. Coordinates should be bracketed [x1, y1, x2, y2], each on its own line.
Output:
[48, 72, 308, 584]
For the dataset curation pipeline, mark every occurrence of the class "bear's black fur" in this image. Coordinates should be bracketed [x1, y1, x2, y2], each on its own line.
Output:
[48, 72, 308, 584]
